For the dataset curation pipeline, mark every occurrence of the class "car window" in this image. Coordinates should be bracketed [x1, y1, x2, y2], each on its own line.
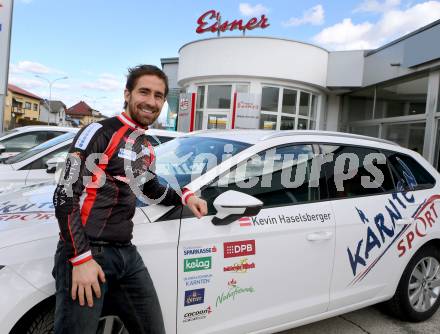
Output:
[201, 144, 323, 214]
[320, 144, 395, 199]
[154, 136, 250, 188]
[22, 146, 69, 170]
[4, 132, 75, 164]
[0, 132, 45, 151]
[385, 151, 436, 191]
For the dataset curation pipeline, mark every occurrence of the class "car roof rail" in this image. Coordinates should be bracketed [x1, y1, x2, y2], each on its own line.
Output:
[261, 130, 399, 146]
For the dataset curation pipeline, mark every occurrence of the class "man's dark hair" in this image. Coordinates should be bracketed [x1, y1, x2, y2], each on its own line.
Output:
[124, 64, 169, 109]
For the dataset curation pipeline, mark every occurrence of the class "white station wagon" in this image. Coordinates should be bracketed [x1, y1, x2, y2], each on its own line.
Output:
[1, 130, 440, 334]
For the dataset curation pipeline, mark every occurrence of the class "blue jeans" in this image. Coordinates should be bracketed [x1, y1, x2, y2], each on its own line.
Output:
[52, 241, 166, 334]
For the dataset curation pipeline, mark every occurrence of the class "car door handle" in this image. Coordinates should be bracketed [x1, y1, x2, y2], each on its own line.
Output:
[396, 218, 416, 225]
[307, 231, 333, 241]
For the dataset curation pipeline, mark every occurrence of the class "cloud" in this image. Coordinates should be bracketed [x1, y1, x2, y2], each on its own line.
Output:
[283, 5, 324, 27]
[8, 76, 47, 90]
[81, 74, 124, 92]
[239, 3, 269, 17]
[313, 1, 440, 50]
[10, 61, 65, 75]
[354, 0, 401, 13]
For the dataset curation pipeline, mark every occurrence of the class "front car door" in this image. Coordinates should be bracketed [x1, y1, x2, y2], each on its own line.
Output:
[176, 143, 336, 334]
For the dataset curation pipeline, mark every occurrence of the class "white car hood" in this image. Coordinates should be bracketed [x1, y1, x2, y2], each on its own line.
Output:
[0, 182, 58, 249]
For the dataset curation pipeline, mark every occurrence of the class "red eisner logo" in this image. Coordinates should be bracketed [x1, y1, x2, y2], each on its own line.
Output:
[224, 240, 256, 258]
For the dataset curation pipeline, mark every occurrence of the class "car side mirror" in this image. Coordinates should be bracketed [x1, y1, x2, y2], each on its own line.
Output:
[212, 190, 263, 226]
[46, 156, 66, 174]
[0, 144, 5, 154]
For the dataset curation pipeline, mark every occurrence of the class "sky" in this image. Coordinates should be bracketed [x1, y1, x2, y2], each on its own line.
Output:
[7, 0, 440, 119]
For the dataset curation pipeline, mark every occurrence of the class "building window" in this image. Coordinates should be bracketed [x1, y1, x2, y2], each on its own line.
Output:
[33, 103, 38, 111]
[207, 85, 232, 109]
[260, 86, 317, 131]
[261, 87, 279, 112]
[25, 102, 32, 109]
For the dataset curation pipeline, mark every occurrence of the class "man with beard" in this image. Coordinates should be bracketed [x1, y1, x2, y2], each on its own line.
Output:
[52, 65, 208, 334]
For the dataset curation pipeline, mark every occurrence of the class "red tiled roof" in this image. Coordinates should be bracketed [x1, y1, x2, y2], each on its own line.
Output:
[8, 84, 42, 100]
[67, 101, 93, 116]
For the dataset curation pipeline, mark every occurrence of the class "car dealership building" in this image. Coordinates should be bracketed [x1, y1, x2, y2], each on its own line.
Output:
[161, 18, 440, 169]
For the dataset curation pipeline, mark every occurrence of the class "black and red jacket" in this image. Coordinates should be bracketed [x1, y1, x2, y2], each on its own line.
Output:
[53, 112, 193, 265]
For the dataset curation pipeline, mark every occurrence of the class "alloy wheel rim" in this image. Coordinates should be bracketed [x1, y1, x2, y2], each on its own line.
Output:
[408, 256, 440, 313]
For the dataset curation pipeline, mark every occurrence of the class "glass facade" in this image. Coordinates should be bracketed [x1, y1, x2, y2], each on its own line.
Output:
[346, 73, 429, 155]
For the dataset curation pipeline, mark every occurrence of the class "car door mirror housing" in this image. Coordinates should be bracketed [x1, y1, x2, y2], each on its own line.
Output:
[45, 156, 65, 174]
[212, 190, 263, 226]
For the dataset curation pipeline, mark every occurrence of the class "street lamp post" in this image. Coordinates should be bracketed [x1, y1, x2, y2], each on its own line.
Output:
[35, 75, 68, 125]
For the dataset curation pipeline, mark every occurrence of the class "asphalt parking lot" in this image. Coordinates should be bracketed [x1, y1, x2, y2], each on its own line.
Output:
[279, 306, 440, 334]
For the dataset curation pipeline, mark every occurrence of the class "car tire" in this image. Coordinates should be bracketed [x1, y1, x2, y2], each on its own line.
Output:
[10, 301, 54, 334]
[384, 245, 440, 322]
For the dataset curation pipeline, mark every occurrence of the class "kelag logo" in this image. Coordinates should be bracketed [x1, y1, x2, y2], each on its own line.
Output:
[184, 256, 212, 272]
[224, 240, 256, 258]
[184, 288, 205, 306]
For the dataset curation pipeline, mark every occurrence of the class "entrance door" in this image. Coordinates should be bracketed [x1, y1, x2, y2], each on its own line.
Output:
[203, 112, 229, 130]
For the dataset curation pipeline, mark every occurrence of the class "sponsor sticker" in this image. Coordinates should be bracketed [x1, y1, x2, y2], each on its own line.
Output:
[223, 258, 255, 273]
[184, 288, 205, 306]
[184, 256, 212, 272]
[184, 274, 213, 287]
[183, 306, 212, 323]
[183, 246, 217, 256]
[118, 148, 137, 161]
[224, 240, 255, 258]
[74, 123, 102, 150]
[215, 279, 255, 308]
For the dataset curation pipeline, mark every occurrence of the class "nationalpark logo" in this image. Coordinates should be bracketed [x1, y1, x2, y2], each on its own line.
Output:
[184, 288, 205, 306]
[184, 256, 212, 272]
[224, 240, 256, 258]
[216, 279, 255, 307]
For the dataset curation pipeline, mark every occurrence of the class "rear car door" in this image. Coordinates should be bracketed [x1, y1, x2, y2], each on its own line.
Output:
[321, 144, 436, 310]
[176, 144, 336, 334]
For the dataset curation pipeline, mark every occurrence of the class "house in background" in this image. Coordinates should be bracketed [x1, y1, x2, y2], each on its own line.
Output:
[66, 101, 107, 127]
[39, 100, 70, 126]
[3, 84, 41, 130]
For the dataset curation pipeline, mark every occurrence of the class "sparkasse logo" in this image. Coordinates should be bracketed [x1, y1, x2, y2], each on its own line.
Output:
[224, 240, 256, 258]
[183, 246, 217, 256]
[184, 256, 212, 272]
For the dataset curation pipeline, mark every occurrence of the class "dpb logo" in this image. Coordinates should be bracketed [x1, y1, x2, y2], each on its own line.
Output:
[224, 240, 256, 258]
[184, 256, 212, 272]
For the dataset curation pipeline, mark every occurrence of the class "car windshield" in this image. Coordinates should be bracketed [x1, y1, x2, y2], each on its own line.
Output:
[4, 132, 76, 164]
[153, 136, 251, 188]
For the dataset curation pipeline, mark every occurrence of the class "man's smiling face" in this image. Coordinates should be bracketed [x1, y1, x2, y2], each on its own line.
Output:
[124, 74, 166, 127]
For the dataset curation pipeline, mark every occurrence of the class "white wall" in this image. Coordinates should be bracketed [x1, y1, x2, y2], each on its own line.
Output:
[326, 95, 340, 131]
[178, 37, 329, 88]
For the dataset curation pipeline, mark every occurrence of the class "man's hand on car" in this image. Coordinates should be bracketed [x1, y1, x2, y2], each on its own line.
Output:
[71, 259, 106, 307]
[187, 196, 208, 218]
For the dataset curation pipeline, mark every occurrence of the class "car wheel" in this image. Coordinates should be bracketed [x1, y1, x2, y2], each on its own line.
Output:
[385, 245, 440, 322]
[10, 301, 54, 334]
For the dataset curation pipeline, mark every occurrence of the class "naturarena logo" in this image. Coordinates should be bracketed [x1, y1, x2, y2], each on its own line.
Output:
[184, 256, 212, 272]
[223, 240, 256, 258]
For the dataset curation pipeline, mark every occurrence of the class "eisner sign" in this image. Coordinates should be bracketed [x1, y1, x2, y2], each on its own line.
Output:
[196, 9, 269, 34]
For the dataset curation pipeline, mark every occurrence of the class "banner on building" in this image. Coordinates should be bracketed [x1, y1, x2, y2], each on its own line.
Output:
[233, 93, 261, 129]
[0, 0, 13, 95]
[177, 93, 195, 132]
